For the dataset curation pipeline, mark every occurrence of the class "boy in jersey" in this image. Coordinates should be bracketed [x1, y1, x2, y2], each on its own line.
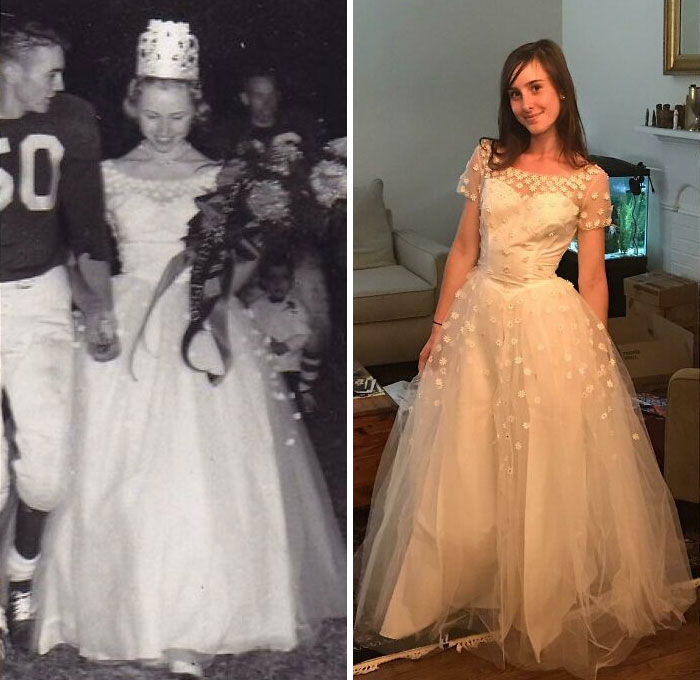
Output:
[0, 19, 119, 652]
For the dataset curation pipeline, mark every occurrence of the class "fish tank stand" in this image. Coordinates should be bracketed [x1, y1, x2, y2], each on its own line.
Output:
[557, 155, 650, 317]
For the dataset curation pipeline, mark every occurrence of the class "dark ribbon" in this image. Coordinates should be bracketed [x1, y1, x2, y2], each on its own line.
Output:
[129, 249, 234, 385]
[181, 257, 233, 385]
[128, 149, 318, 385]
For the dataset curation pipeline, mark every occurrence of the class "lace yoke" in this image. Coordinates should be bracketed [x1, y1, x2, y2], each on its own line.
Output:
[457, 141, 613, 231]
[102, 159, 219, 203]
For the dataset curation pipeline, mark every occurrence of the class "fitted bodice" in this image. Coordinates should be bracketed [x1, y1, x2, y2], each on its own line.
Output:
[457, 142, 612, 285]
[102, 160, 219, 280]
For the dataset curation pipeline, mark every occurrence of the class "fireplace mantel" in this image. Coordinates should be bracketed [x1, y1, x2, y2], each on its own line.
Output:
[633, 126, 700, 144]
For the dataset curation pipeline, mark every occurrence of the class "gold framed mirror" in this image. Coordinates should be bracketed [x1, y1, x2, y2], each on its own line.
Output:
[664, 0, 700, 74]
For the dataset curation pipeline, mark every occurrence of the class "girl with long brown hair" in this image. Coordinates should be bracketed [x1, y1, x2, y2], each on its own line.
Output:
[355, 39, 695, 679]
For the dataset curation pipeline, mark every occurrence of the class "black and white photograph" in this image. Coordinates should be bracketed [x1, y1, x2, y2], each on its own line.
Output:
[0, 1, 347, 678]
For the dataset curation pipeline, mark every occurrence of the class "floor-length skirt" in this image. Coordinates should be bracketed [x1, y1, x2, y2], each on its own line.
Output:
[36, 271, 345, 665]
[355, 267, 696, 679]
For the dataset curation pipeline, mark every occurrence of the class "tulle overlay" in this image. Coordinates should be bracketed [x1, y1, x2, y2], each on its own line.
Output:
[35, 162, 345, 665]
[354, 143, 695, 679]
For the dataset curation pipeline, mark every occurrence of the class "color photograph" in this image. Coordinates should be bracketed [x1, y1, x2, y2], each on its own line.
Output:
[352, 0, 699, 677]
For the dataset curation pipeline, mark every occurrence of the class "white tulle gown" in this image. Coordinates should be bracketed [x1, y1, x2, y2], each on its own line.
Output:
[35, 161, 345, 665]
[355, 141, 696, 679]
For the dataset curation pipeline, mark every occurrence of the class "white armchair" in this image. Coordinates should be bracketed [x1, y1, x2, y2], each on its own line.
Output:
[353, 179, 449, 366]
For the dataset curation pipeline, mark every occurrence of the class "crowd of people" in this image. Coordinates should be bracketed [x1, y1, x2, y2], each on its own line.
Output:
[0, 16, 345, 680]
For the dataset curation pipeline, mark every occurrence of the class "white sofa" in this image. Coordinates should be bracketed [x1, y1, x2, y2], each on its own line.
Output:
[353, 179, 449, 366]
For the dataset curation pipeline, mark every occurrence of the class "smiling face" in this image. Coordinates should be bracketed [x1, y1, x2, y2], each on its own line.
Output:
[137, 81, 194, 154]
[10, 44, 65, 115]
[508, 59, 562, 139]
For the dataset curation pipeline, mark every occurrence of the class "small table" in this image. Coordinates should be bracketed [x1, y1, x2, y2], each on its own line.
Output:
[353, 362, 398, 508]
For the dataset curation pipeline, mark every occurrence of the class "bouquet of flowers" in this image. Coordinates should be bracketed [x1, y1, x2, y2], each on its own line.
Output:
[310, 137, 347, 280]
[178, 133, 347, 383]
[310, 137, 347, 208]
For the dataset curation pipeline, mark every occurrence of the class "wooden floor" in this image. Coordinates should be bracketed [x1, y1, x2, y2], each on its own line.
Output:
[361, 601, 698, 680]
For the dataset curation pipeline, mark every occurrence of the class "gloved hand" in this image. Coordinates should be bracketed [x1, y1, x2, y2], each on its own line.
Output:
[85, 309, 121, 362]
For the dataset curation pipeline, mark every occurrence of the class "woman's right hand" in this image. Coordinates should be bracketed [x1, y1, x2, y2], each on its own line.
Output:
[418, 324, 442, 373]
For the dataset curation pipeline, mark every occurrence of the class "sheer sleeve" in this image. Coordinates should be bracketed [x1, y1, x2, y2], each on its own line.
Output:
[577, 167, 613, 231]
[456, 140, 490, 202]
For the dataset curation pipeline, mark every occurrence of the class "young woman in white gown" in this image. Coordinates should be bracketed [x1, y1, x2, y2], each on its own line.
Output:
[354, 39, 696, 679]
[35, 21, 345, 679]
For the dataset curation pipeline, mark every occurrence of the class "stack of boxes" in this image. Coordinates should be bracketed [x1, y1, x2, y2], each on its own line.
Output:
[607, 270, 698, 391]
[624, 271, 699, 365]
[614, 271, 699, 479]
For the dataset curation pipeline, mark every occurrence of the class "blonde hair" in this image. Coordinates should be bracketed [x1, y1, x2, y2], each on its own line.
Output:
[122, 76, 211, 126]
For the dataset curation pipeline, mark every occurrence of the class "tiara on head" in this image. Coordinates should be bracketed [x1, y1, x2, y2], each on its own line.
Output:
[136, 19, 199, 81]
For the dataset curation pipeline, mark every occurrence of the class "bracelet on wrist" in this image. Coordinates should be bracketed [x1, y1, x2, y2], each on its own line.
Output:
[432, 320, 443, 326]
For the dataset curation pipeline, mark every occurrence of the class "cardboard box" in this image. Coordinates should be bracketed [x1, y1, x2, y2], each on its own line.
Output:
[626, 296, 698, 332]
[623, 270, 698, 309]
[623, 270, 699, 367]
[608, 314, 694, 390]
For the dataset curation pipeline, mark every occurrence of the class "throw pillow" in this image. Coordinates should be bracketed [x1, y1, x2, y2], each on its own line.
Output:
[353, 179, 396, 270]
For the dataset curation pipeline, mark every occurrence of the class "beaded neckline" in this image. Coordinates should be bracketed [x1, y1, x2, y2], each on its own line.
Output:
[484, 162, 602, 197]
[473, 140, 604, 190]
[102, 159, 220, 185]
[476, 139, 599, 180]
[102, 160, 218, 204]
[499, 164, 594, 181]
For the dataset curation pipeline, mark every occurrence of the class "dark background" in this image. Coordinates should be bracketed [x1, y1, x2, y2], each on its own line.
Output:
[3, 0, 346, 158]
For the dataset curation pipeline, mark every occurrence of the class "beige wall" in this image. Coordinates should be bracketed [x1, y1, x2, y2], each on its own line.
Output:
[354, 0, 563, 244]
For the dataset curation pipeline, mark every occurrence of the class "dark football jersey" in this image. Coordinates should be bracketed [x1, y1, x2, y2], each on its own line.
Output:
[0, 93, 112, 281]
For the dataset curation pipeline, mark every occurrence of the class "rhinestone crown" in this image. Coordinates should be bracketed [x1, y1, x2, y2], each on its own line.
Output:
[136, 20, 199, 81]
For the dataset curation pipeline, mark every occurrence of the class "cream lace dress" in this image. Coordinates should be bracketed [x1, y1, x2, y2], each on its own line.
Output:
[35, 161, 345, 666]
[354, 141, 696, 679]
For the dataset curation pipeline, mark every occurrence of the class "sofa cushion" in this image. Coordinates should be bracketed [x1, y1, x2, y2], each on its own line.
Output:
[354, 265, 434, 323]
[353, 179, 396, 270]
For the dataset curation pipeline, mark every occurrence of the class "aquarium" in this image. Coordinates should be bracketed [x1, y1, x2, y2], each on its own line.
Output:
[568, 157, 650, 259]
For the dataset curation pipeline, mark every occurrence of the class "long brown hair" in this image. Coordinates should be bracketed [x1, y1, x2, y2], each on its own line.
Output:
[487, 39, 588, 171]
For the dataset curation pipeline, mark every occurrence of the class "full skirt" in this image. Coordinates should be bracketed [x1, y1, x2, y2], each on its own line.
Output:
[36, 272, 345, 665]
[355, 268, 696, 679]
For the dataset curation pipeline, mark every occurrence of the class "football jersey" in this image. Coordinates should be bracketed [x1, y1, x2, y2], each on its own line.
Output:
[0, 93, 112, 281]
